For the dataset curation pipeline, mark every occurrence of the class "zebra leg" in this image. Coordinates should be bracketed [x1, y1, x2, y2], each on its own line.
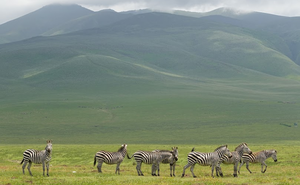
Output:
[22, 161, 27, 175]
[172, 163, 176, 177]
[46, 162, 50, 176]
[216, 166, 223, 177]
[238, 161, 244, 174]
[211, 165, 215, 178]
[115, 162, 121, 175]
[181, 163, 192, 177]
[233, 162, 238, 177]
[136, 162, 143, 176]
[151, 163, 157, 176]
[245, 161, 252, 173]
[27, 162, 33, 176]
[190, 164, 197, 178]
[97, 161, 103, 173]
[170, 163, 174, 177]
[157, 163, 160, 176]
[261, 161, 267, 173]
[42, 162, 46, 176]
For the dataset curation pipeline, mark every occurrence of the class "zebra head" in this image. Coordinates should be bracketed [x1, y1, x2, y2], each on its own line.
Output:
[118, 144, 127, 155]
[45, 140, 52, 153]
[215, 145, 232, 158]
[237, 143, 252, 155]
[171, 146, 179, 162]
[270, 150, 277, 162]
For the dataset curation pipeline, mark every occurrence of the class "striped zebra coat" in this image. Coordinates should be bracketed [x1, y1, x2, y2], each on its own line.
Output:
[94, 144, 127, 174]
[181, 145, 232, 178]
[127, 150, 176, 176]
[238, 149, 277, 174]
[152, 146, 179, 177]
[216, 143, 252, 177]
[20, 140, 52, 176]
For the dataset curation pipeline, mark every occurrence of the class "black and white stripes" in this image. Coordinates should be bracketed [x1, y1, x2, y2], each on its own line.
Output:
[127, 150, 176, 176]
[181, 145, 232, 178]
[20, 140, 52, 176]
[94, 144, 127, 174]
[239, 149, 277, 174]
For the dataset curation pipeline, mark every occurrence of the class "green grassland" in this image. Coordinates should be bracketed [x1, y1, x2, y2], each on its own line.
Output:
[1, 80, 300, 145]
[0, 143, 299, 185]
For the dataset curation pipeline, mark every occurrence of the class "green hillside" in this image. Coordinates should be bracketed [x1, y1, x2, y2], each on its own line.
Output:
[0, 11, 300, 144]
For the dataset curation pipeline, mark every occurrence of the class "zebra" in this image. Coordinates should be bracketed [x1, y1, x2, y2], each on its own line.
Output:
[215, 142, 252, 177]
[20, 140, 52, 176]
[94, 144, 127, 174]
[181, 145, 232, 178]
[127, 150, 176, 176]
[152, 146, 179, 177]
[238, 149, 277, 174]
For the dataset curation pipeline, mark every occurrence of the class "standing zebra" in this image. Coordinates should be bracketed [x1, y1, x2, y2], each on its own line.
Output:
[94, 144, 127, 174]
[152, 146, 179, 177]
[181, 145, 232, 178]
[127, 150, 176, 176]
[20, 140, 52, 176]
[238, 149, 277, 174]
[215, 143, 252, 177]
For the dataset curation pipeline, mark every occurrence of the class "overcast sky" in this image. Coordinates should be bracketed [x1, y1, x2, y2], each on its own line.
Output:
[1, 0, 300, 25]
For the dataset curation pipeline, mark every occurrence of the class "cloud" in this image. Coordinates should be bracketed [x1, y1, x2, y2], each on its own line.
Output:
[1, 0, 300, 25]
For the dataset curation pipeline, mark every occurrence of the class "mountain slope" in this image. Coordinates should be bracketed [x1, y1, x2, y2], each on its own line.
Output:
[0, 4, 93, 44]
[43, 9, 133, 36]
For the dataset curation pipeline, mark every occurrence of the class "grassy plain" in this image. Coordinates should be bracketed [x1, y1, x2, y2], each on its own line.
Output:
[0, 143, 299, 185]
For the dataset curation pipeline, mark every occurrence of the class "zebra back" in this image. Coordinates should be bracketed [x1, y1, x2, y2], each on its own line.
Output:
[21, 140, 52, 164]
[220, 143, 252, 164]
[152, 146, 178, 164]
[188, 145, 231, 166]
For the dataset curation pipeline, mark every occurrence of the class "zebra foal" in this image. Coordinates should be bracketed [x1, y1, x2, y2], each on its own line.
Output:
[216, 142, 252, 177]
[20, 140, 52, 176]
[94, 144, 127, 174]
[238, 149, 277, 174]
[181, 145, 232, 178]
[152, 146, 179, 177]
[127, 150, 176, 176]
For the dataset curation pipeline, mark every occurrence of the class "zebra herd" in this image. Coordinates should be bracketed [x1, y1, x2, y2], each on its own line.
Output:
[20, 141, 278, 178]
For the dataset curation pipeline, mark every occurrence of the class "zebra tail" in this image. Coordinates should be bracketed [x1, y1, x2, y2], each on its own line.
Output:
[94, 156, 96, 166]
[127, 153, 133, 159]
[20, 159, 24, 164]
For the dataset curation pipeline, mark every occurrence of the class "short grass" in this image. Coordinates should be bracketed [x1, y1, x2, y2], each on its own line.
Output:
[0, 143, 299, 185]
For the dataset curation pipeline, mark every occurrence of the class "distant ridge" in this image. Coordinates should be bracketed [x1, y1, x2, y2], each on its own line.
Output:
[0, 4, 93, 44]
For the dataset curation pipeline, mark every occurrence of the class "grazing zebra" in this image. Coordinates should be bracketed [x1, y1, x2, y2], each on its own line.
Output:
[20, 140, 52, 176]
[238, 149, 277, 174]
[215, 143, 252, 177]
[152, 146, 179, 177]
[127, 150, 176, 176]
[94, 144, 127, 174]
[181, 145, 232, 178]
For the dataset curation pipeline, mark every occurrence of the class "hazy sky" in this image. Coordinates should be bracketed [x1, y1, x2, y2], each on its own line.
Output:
[1, 0, 300, 25]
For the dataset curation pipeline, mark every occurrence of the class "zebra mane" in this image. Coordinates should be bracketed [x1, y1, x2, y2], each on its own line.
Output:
[214, 145, 227, 152]
[117, 144, 126, 152]
[234, 142, 248, 151]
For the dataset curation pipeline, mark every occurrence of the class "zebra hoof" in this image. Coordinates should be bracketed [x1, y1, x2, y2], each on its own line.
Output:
[233, 174, 237, 177]
[181, 174, 185, 178]
[193, 176, 197, 178]
[220, 173, 223, 177]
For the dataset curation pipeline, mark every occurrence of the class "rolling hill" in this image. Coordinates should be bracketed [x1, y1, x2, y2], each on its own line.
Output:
[0, 5, 300, 144]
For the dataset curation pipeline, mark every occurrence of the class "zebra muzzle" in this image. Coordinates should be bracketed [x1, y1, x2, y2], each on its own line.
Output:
[274, 159, 278, 162]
